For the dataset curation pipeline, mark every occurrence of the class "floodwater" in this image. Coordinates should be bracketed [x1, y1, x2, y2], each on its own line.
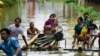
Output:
[0, 0, 100, 56]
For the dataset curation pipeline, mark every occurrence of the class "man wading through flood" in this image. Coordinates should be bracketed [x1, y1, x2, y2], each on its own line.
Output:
[27, 22, 40, 39]
[8, 17, 28, 46]
[0, 28, 22, 56]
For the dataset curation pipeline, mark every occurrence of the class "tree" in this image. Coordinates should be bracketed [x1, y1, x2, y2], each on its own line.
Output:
[2, 0, 19, 7]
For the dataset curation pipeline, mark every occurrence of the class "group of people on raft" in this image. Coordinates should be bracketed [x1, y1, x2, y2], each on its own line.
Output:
[72, 12, 100, 49]
[0, 13, 62, 56]
[0, 12, 100, 56]
[26, 13, 63, 49]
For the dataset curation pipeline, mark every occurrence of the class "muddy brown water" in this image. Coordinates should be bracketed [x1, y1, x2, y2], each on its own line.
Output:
[0, 0, 100, 56]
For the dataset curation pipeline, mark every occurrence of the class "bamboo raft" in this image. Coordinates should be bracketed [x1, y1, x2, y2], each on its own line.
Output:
[22, 26, 99, 52]
[63, 48, 100, 52]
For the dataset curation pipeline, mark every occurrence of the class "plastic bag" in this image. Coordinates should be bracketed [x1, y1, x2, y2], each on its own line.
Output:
[81, 26, 88, 35]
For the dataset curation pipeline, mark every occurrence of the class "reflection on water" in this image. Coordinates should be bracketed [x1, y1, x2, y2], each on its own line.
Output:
[0, 0, 100, 56]
[1, 4, 22, 28]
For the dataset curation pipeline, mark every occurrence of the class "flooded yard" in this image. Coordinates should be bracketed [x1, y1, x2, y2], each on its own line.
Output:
[0, 0, 100, 56]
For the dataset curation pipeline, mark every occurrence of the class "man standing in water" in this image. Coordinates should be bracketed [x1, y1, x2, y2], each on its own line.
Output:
[0, 28, 22, 56]
[8, 17, 28, 46]
[27, 22, 40, 39]
[83, 12, 91, 26]
[90, 26, 100, 49]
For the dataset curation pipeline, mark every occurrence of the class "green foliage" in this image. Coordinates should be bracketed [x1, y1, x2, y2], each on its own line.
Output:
[2, 0, 20, 7]
[46, 0, 75, 3]
[48, 0, 65, 3]
[65, 0, 75, 3]
[72, 3, 100, 20]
